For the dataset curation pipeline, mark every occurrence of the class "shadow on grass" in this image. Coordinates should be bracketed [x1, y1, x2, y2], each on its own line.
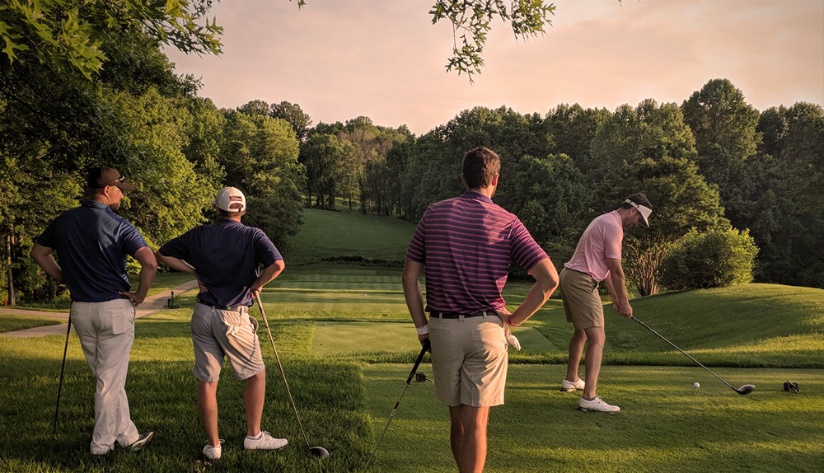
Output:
[0, 355, 377, 473]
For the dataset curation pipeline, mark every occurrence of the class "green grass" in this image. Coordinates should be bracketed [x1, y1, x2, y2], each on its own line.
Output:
[365, 364, 824, 472]
[0, 313, 62, 333]
[11, 272, 196, 312]
[1, 261, 822, 472]
[0, 273, 196, 334]
[284, 208, 416, 264]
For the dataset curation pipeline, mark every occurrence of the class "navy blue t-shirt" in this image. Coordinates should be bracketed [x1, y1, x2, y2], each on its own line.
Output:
[36, 201, 148, 302]
[158, 219, 282, 308]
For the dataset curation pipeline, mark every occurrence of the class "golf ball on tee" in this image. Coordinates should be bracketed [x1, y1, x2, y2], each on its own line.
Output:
[693, 382, 700, 388]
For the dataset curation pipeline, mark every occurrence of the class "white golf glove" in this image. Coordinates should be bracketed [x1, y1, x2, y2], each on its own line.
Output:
[506, 331, 522, 351]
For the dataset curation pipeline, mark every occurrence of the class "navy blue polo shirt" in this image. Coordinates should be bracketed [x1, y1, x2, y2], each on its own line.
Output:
[158, 219, 282, 308]
[36, 201, 148, 302]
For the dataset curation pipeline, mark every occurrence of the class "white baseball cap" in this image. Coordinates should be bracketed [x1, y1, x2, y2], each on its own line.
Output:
[215, 187, 246, 212]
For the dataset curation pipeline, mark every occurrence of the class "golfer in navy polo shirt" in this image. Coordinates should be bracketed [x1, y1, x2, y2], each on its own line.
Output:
[156, 187, 287, 460]
[31, 166, 157, 455]
[403, 147, 560, 472]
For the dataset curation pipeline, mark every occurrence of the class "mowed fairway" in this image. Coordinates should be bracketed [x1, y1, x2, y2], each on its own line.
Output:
[1, 209, 823, 472]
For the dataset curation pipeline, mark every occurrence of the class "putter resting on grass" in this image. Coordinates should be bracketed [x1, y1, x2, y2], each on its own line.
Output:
[255, 293, 330, 458]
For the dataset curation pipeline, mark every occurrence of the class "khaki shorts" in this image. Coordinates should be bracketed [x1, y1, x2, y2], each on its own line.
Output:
[191, 302, 264, 382]
[560, 268, 605, 329]
[429, 313, 508, 407]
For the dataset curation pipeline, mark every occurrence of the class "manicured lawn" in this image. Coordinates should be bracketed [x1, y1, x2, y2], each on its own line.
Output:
[1, 264, 822, 472]
[284, 208, 415, 264]
[0, 313, 62, 333]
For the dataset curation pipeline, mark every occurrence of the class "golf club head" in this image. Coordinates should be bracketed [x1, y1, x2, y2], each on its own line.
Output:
[736, 384, 755, 395]
[308, 446, 330, 458]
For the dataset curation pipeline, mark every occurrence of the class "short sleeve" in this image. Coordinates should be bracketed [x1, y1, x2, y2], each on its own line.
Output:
[509, 219, 548, 271]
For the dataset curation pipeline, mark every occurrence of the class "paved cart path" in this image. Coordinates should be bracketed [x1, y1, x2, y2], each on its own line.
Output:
[0, 279, 198, 339]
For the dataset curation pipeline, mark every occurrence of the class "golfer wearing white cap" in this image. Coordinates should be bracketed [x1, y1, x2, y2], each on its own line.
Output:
[559, 193, 652, 413]
[156, 186, 288, 460]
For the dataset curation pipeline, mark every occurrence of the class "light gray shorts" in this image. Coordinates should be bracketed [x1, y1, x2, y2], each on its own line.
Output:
[429, 313, 508, 407]
[560, 268, 605, 329]
[191, 302, 264, 382]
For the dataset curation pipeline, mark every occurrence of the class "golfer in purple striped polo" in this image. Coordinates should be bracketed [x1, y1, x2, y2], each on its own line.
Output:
[403, 146, 559, 472]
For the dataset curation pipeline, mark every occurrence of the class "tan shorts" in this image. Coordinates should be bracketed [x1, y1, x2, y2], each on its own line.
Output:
[560, 268, 605, 329]
[191, 302, 264, 382]
[429, 313, 508, 407]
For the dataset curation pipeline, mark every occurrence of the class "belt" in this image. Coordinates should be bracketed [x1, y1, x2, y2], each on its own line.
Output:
[198, 301, 248, 312]
[429, 311, 492, 319]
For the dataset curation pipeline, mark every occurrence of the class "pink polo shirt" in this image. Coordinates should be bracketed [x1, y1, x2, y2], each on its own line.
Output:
[564, 210, 623, 282]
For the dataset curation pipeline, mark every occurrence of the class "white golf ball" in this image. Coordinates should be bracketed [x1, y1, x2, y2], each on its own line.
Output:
[693, 382, 700, 388]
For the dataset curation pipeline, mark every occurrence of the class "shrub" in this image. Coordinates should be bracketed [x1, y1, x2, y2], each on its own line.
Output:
[660, 228, 758, 290]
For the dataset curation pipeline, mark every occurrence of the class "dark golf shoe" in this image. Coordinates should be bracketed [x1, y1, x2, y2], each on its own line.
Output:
[128, 431, 154, 451]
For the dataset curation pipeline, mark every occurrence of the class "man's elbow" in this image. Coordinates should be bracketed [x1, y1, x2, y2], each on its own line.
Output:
[534, 259, 560, 296]
[142, 258, 159, 273]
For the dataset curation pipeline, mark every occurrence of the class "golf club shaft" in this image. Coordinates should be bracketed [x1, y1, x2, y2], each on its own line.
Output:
[254, 293, 312, 448]
[365, 338, 430, 470]
[53, 312, 72, 440]
[630, 316, 738, 392]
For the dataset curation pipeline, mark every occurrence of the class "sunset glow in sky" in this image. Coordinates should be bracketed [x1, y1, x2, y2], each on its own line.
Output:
[165, 0, 824, 135]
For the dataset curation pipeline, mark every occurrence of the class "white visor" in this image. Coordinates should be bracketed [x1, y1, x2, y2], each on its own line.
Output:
[624, 199, 652, 227]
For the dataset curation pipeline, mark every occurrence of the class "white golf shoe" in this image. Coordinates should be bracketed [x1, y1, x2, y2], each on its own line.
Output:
[244, 431, 288, 451]
[579, 396, 621, 413]
[203, 440, 224, 460]
[561, 378, 585, 392]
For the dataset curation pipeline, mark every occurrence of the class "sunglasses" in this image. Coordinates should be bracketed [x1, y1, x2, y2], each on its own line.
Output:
[97, 175, 127, 188]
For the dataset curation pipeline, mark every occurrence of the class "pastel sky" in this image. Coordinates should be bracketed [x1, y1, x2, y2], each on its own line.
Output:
[164, 0, 824, 135]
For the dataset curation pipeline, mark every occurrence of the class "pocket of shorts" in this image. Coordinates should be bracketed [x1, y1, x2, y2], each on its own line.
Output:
[249, 315, 259, 333]
[109, 304, 134, 334]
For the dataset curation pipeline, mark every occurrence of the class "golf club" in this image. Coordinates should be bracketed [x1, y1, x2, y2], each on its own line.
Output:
[631, 316, 755, 395]
[53, 312, 72, 440]
[364, 338, 431, 470]
[254, 293, 329, 458]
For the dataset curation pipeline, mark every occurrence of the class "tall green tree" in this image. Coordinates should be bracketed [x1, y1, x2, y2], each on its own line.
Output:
[681, 79, 761, 229]
[0, 6, 219, 303]
[300, 133, 354, 209]
[747, 103, 824, 287]
[219, 111, 305, 249]
[505, 153, 592, 263]
[270, 101, 312, 142]
[591, 100, 726, 295]
[544, 103, 611, 177]
[0, 0, 222, 79]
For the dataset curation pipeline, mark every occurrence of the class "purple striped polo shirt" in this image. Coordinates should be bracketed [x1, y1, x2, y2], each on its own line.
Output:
[406, 191, 548, 314]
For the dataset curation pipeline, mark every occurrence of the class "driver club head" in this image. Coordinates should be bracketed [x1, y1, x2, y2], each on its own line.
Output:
[736, 384, 755, 395]
[308, 446, 330, 458]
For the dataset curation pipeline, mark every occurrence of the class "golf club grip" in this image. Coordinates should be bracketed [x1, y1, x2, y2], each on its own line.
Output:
[405, 339, 430, 384]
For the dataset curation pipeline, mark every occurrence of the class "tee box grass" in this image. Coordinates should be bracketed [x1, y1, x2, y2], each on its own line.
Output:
[1, 207, 823, 472]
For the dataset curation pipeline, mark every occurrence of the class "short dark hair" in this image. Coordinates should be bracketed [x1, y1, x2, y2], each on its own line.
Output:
[217, 208, 246, 219]
[621, 192, 652, 209]
[462, 147, 501, 189]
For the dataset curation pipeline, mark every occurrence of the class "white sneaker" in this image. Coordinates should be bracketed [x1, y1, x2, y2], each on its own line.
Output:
[244, 431, 288, 451]
[561, 378, 585, 392]
[579, 396, 621, 413]
[203, 440, 224, 460]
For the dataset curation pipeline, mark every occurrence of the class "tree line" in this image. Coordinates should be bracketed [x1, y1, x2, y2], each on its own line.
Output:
[2, 3, 822, 304]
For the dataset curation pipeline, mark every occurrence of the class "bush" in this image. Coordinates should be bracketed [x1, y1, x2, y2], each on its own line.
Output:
[660, 228, 758, 290]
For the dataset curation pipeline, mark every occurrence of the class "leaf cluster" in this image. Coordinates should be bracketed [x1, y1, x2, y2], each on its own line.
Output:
[430, 0, 555, 80]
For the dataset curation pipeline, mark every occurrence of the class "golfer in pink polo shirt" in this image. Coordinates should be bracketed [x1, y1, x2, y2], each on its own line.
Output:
[559, 193, 652, 413]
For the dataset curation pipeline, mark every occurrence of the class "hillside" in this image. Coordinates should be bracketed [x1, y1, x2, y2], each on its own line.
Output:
[284, 208, 416, 264]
